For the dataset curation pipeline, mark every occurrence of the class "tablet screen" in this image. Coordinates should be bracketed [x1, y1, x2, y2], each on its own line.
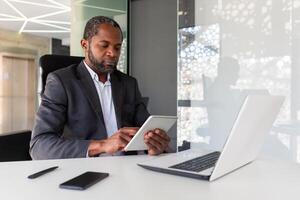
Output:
[124, 115, 177, 151]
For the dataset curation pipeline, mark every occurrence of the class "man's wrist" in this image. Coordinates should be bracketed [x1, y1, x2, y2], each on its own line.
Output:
[87, 140, 106, 157]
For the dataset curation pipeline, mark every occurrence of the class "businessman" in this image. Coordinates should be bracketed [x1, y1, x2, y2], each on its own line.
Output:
[30, 16, 170, 159]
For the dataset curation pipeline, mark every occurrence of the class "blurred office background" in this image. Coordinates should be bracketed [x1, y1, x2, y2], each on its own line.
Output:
[0, 0, 128, 133]
[1, 0, 300, 163]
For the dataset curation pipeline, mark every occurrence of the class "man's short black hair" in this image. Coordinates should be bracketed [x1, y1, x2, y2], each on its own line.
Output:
[83, 16, 123, 41]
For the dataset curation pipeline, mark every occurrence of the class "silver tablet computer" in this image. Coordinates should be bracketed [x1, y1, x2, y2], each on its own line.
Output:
[124, 115, 177, 151]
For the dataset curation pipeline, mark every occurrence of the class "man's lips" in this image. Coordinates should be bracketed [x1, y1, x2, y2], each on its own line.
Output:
[103, 61, 117, 66]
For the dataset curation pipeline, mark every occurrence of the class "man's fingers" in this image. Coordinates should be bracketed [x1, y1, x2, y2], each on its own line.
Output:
[154, 129, 170, 142]
[104, 136, 128, 154]
[119, 132, 133, 142]
[146, 131, 169, 148]
[145, 136, 164, 152]
[117, 136, 129, 149]
[144, 140, 160, 155]
[147, 132, 165, 147]
[119, 127, 139, 136]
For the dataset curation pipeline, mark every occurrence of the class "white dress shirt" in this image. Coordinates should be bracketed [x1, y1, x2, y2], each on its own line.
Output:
[83, 62, 142, 157]
[83, 61, 118, 137]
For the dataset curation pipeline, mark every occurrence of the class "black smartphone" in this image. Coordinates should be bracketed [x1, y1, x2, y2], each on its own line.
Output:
[59, 171, 109, 190]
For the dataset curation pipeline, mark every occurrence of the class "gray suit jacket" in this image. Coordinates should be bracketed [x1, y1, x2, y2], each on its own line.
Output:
[30, 61, 150, 160]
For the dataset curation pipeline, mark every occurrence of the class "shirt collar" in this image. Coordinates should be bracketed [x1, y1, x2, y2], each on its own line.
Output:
[83, 60, 111, 84]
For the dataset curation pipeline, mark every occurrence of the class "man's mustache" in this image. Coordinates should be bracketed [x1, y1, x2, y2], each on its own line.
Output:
[103, 60, 117, 66]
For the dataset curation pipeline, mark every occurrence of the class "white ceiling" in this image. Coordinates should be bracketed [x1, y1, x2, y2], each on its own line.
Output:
[0, 0, 70, 41]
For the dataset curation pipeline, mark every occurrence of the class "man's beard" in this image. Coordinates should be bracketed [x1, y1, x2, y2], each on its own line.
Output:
[88, 47, 117, 74]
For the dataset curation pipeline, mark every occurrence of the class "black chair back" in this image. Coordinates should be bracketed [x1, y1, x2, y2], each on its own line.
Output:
[0, 131, 32, 162]
[39, 54, 84, 94]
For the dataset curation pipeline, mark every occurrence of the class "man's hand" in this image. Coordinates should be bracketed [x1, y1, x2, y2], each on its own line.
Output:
[103, 127, 138, 154]
[144, 129, 170, 155]
[88, 127, 138, 156]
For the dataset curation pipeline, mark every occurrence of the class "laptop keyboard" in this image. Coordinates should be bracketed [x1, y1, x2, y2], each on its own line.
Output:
[169, 151, 221, 172]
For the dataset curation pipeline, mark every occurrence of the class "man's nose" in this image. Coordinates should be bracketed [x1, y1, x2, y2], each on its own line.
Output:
[106, 47, 117, 58]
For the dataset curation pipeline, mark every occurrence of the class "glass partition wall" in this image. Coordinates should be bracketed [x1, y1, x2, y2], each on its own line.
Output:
[177, 0, 300, 162]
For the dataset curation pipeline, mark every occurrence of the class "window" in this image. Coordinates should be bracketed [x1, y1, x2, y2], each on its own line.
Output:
[0, 54, 37, 133]
[178, 0, 300, 162]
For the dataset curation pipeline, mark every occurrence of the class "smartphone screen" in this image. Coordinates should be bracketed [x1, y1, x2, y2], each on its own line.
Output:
[59, 171, 109, 190]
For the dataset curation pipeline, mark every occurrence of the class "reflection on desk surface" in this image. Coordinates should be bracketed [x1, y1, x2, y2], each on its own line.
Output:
[266, 120, 300, 162]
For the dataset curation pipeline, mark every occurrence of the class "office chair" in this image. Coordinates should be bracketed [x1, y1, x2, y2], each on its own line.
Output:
[39, 54, 84, 94]
[0, 130, 32, 162]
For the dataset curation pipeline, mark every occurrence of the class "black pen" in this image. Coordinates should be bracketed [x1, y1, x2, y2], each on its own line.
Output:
[27, 166, 59, 179]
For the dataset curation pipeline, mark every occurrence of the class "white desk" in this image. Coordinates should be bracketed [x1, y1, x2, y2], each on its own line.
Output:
[0, 155, 300, 200]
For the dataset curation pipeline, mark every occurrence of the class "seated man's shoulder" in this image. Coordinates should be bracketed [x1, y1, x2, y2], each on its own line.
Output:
[49, 64, 78, 81]
[53, 64, 77, 75]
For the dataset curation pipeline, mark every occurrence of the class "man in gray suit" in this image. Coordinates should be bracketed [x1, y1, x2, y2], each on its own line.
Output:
[30, 16, 170, 159]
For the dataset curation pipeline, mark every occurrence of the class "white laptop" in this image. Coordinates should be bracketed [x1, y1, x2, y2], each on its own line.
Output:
[138, 95, 284, 181]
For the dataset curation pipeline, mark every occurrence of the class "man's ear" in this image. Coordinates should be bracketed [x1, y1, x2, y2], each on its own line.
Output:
[80, 39, 88, 51]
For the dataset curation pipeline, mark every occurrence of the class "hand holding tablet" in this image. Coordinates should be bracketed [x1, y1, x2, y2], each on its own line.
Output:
[124, 115, 177, 151]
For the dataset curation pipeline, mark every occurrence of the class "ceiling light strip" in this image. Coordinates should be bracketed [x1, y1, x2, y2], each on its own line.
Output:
[22, 30, 69, 33]
[0, 13, 22, 19]
[37, 20, 70, 25]
[0, 18, 23, 21]
[3, 0, 26, 18]
[46, 0, 70, 10]
[74, 0, 87, 4]
[79, 4, 126, 13]
[18, 20, 27, 33]
[29, 9, 70, 20]
[6, 0, 65, 9]
[30, 20, 70, 31]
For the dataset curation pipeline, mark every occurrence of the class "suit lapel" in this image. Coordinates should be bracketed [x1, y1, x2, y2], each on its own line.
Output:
[110, 71, 124, 129]
[76, 62, 106, 129]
